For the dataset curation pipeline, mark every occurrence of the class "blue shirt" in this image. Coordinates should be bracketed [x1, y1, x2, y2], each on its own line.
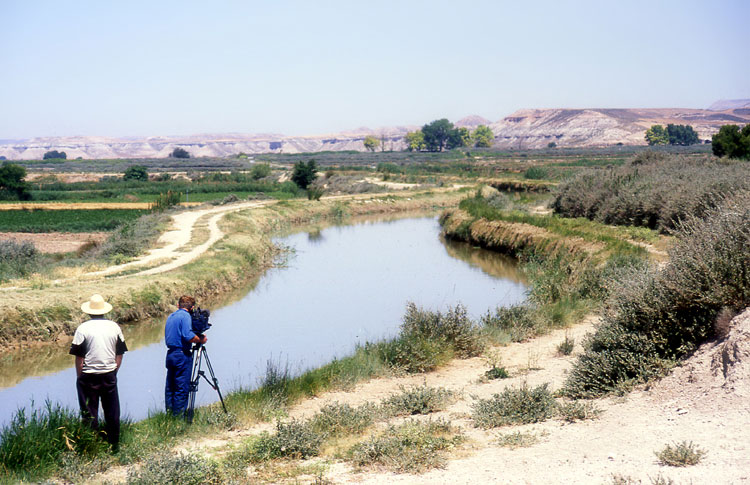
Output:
[165, 309, 195, 352]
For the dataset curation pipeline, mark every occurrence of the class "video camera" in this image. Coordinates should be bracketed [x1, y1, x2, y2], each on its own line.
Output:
[190, 307, 211, 335]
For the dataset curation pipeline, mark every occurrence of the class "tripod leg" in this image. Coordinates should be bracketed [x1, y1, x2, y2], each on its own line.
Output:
[200, 348, 228, 414]
[185, 346, 202, 423]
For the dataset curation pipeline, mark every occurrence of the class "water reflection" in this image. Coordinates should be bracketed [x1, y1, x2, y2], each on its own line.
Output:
[0, 215, 526, 426]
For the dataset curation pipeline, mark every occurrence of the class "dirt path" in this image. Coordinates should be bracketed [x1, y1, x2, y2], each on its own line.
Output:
[95, 312, 749, 484]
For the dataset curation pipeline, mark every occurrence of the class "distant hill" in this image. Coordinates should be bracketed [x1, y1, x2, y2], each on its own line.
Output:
[2, 103, 749, 159]
[708, 99, 750, 111]
[488, 107, 750, 149]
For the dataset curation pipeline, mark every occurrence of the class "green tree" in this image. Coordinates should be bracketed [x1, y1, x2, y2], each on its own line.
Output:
[42, 150, 67, 160]
[363, 135, 379, 152]
[472, 125, 494, 148]
[422, 119, 454, 152]
[123, 165, 148, 181]
[0, 163, 31, 200]
[645, 125, 669, 146]
[291, 159, 318, 189]
[666, 124, 699, 145]
[404, 131, 425, 151]
[712, 124, 750, 159]
[171, 147, 191, 158]
[447, 126, 471, 150]
[249, 163, 271, 180]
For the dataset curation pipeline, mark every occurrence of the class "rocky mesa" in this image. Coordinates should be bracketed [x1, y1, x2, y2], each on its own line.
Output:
[1, 101, 748, 159]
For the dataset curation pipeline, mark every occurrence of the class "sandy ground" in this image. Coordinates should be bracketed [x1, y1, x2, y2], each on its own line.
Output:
[0, 231, 109, 253]
[94, 310, 750, 484]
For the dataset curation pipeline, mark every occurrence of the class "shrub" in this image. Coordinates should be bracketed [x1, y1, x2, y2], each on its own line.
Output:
[564, 191, 750, 397]
[249, 163, 272, 180]
[0, 240, 38, 282]
[557, 401, 601, 422]
[481, 304, 538, 342]
[123, 165, 148, 181]
[472, 383, 557, 428]
[150, 190, 181, 212]
[524, 166, 548, 180]
[400, 302, 485, 358]
[349, 419, 462, 473]
[552, 155, 750, 233]
[126, 451, 223, 484]
[376, 333, 451, 374]
[557, 335, 575, 355]
[496, 431, 541, 449]
[382, 384, 455, 416]
[655, 441, 706, 467]
[171, 147, 191, 159]
[96, 213, 168, 260]
[245, 419, 324, 462]
[309, 402, 377, 436]
[307, 186, 325, 200]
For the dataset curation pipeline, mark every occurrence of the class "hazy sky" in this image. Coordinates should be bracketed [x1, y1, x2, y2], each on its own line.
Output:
[1, 0, 748, 139]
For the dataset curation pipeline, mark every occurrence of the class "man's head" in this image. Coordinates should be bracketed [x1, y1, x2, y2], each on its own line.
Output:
[178, 295, 196, 310]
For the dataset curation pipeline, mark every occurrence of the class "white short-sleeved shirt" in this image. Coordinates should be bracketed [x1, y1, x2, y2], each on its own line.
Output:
[70, 319, 128, 374]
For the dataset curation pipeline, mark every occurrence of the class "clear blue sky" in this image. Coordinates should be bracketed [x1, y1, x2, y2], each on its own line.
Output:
[1, 0, 748, 139]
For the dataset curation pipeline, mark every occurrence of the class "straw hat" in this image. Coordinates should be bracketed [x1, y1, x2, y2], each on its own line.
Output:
[81, 294, 113, 315]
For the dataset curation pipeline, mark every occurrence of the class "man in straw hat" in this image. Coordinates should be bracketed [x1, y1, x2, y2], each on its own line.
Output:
[69, 294, 127, 451]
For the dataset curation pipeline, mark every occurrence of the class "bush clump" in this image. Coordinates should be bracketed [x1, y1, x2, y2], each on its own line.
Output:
[382, 384, 455, 416]
[472, 383, 557, 428]
[481, 304, 538, 342]
[654, 441, 706, 467]
[127, 451, 223, 484]
[564, 191, 750, 397]
[0, 239, 38, 282]
[245, 419, 324, 462]
[349, 419, 462, 473]
[309, 402, 378, 436]
[552, 155, 750, 233]
[377, 302, 483, 373]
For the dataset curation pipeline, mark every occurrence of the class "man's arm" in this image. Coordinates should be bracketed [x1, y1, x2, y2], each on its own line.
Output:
[189, 334, 208, 344]
[115, 354, 123, 371]
[75, 356, 84, 377]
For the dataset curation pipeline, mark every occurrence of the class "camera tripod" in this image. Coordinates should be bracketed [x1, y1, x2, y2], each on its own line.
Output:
[185, 343, 227, 423]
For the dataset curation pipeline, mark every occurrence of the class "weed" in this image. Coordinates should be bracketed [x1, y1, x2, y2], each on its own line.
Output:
[654, 441, 706, 467]
[482, 350, 510, 380]
[472, 383, 557, 428]
[481, 304, 538, 342]
[557, 401, 601, 422]
[126, 451, 223, 484]
[309, 402, 378, 436]
[306, 186, 325, 200]
[349, 419, 462, 473]
[400, 302, 485, 358]
[557, 334, 575, 355]
[382, 384, 455, 416]
[0, 240, 38, 282]
[245, 419, 325, 462]
[495, 431, 542, 449]
[375, 331, 452, 374]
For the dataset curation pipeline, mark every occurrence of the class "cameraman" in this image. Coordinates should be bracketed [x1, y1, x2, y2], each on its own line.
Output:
[164, 295, 207, 417]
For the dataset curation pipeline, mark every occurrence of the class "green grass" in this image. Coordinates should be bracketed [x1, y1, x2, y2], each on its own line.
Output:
[0, 209, 148, 232]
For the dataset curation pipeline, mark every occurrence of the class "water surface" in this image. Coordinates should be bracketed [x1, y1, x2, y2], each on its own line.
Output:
[0, 216, 525, 426]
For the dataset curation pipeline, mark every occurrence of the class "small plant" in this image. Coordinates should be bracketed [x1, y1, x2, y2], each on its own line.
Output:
[349, 419, 462, 473]
[307, 186, 325, 200]
[400, 302, 485, 358]
[654, 441, 706, 467]
[557, 401, 601, 422]
[481, 304, 538, 343]
[472, 383, 557, 429]
[245, 419, 325, 462]
[309, 402, 377, 436]
[483, 351, 510, 380]
[126, 451, 223, 484]
[150, 190, 182, 212]
[556, 334, 575, 356]
[524, 166, 549, 180]
[0, 239, 39, 282]
[495, 431, 541, 449]
[382, 384, 455, 416]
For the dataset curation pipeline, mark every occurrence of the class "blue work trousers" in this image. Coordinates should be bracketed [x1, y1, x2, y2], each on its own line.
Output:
[165, 349, 193, 416]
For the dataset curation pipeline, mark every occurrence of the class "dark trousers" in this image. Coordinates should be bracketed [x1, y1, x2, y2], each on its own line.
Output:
[76, 371, 120, 447]
[165, 349, 193, 416]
